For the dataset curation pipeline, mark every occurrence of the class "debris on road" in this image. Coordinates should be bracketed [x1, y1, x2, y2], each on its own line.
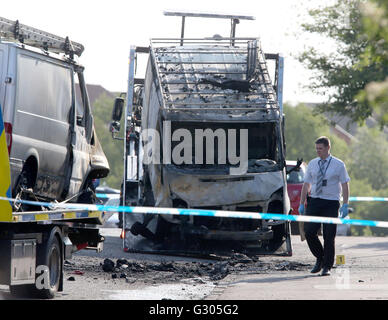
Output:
[209, 262, 229, 281]
[102, 258, 115, 272]
[63, 248, 312, 292]
[92, 255, 311, 285]
[274, 261, 310, 271]
[72, 270, 84, 275]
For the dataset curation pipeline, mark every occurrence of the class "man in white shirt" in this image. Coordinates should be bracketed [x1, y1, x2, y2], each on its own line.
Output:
[298, 136, 350, 276]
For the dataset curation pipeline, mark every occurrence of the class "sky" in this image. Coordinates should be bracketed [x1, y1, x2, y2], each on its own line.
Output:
[2, 0, 333, 105]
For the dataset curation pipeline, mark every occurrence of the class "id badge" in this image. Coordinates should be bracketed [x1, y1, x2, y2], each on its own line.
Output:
[322, 179, 327, 187]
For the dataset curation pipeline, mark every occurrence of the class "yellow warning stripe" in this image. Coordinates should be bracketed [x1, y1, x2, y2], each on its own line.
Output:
[63, 212, 77, 219]
[0, 106, 13, 222]
[9, 210, 104, 223]
[35, 214, 49, 221]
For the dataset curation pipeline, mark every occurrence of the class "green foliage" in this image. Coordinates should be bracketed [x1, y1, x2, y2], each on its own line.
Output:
[348, 127, 388, 190]
[92, 94, 124, 189]
[356, 0, 388, 128]
[298, 0, 388, 126]
[346, 127, 388, 236]
[350, 187, 388, 236]
[283, 103, 351, 163]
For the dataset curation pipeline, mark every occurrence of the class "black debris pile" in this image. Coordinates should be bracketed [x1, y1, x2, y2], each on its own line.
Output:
[230, 252, 253, 264]
[274, 261, 310, 271]
[150, 261, 177, 272]
[209, 262, 229, 281]
[102, 258, 115, 272]
[97, 256, 311, 284]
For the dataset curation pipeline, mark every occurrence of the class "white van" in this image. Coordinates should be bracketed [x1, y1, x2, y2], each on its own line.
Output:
[0, 17, 109, 207]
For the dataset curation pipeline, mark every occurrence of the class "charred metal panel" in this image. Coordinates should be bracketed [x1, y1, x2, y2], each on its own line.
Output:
[166, 171, 284, 208]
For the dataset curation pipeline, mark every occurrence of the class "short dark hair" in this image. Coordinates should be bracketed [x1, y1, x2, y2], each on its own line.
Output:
[315, 136, 331, 147]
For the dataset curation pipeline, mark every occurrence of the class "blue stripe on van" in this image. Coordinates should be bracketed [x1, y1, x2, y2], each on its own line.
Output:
[0, 104, 4, 133]
[6, 186, 12, 206]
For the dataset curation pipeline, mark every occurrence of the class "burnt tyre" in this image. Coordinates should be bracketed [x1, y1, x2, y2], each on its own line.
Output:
[290, 221, 300, 235]
[78, 178, 97, 204]
[12, 164, 37, 211]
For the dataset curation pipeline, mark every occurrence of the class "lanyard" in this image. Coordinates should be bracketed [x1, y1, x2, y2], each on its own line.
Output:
[319, 156, 332, 178]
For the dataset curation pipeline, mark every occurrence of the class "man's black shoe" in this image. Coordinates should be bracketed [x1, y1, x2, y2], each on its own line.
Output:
[310, 259, 323, 273]
[321, 267, 331, 276]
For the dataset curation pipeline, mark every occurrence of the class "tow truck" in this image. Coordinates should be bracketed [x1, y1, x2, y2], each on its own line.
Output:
[0, 17, 109, 298]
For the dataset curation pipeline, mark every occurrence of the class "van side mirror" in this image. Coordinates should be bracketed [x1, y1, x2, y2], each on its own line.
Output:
[286, 158, 303, 175]
[112, 97, 124, 122]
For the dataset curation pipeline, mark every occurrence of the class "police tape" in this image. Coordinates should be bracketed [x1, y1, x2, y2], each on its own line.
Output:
[1, 196, 388, 229]
[97, 194, 388, 202]
[349, 196, 388, 202]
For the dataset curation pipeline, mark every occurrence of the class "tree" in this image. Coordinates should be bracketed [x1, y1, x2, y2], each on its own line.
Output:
[348, 126, 388, 190]
[356, 0, 388, 128]
[92, 94, 124, 189]
[283, 103, 350, 163]
[298, 0, 388, 126]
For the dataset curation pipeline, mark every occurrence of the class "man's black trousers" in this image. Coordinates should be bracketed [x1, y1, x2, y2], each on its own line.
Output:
[304, 197, 340, 268]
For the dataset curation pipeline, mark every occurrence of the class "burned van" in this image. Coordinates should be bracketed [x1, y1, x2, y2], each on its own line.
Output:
[112, 12, 291, 256]
[0, 17, 109, 208]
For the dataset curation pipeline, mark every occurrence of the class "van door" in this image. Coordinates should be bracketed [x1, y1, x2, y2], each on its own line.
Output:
[66, 70, 91, 199]
[13, 52, 73, 200]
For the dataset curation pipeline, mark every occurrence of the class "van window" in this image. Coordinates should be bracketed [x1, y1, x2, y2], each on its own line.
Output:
[16, 55, 72, 123]
[74, 79, 84, 123]
[74, 72, 89, 127]
[0, 50, 4, 110]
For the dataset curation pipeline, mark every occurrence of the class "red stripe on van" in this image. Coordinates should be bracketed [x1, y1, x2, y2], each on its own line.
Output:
[4, 122, 12, 155]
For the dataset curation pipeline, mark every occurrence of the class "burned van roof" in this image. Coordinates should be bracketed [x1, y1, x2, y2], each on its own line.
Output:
[149, 38, 280, 120]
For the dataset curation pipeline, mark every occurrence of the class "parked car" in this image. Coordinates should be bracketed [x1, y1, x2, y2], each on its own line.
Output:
[96, 185, 120, 227]
[96, 185, 120, 204]
[286, 160, 307, 235]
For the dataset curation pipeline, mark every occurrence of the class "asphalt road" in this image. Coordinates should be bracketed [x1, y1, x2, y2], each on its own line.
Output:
[65, 228, 388, 300]
[207, 234, 388, 300]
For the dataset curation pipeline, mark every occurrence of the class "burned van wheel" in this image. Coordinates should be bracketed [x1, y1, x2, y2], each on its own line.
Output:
[13, 168, 35, 211]
[290, 221, 300, 235]
[154, 216, 173, 243]
[78, 178, 97, 204]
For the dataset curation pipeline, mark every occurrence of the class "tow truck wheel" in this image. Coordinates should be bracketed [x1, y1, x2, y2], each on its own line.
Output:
[9, 283, 34, 297]
[9, 235, 62, 299]
[35, 235, 62, 299]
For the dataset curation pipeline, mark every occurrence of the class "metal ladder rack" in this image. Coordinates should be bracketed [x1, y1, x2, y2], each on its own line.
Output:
[0, 16, 84, 58]
[163, 11, 255, 46]
[150, 38, 279, 111]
